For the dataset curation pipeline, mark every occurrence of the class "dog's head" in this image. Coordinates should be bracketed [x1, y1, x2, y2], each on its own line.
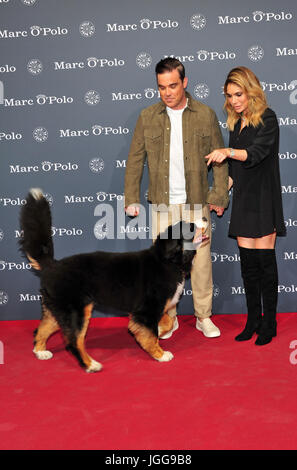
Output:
[154, 220, 208, 277]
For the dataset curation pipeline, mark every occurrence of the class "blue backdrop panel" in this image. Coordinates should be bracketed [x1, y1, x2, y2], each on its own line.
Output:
[0, 0, 296, 320]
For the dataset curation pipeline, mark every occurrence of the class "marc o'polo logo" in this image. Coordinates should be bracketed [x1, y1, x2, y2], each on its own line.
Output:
[0, 130, 22, 141]
[27, 59, 43, 75]
[79, 21, 95, 37]
[0, 25, 68, 39]
[111, 88, 160, 101]
[43, 192, 53, 206]
[3, 94, 74, 107]
[279, 152, 297, 160]
[211, 252, 240, 263]
[51, 226, 83, 237]
[197, 49, 236, 62]
[84, 90, 101, 105]
[190, 13, 207, 30]
[54, 57, 125, 70]
[33, 127, 48, 142]
[106, 18, 179, 32]
[218, 10, 293, 24]
[139, 18, 178, 30]
[213, 284, 220, 298]
[64, 192, 123, 204]
[89, 157, 105, 173]
[9, 161, 78, 174]
[59, 124, 129, 138]
[276, 48, 297, 59]
[0, 64, 16, 73]
[284, 251, 297, 259]
[0, 260, 31, 271]
[19, 293, 42, 302]
[29, 25, 68, 37]
[278, 284, 297, 294]
[282, 185, 297, 193]
[261, 80, 297, 105]
[0, 291, 8, 306]
[194, 83, 209, 99]
[94, 223, 109, 240]
[136, 52, 152, 69]
[248, 45, 264, 62]
[2, 194, 50, 210]
[261, 81, 296, 93]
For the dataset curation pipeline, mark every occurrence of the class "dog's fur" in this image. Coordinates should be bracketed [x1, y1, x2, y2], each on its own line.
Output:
[19, 188, 203, 372]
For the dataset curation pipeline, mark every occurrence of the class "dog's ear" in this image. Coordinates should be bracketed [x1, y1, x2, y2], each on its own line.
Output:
[155, 237, 183, 262]
[154, 224, 183, 262]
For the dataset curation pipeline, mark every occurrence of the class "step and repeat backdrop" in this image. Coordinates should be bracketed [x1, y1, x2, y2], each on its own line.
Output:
[0, 0, 296, 320]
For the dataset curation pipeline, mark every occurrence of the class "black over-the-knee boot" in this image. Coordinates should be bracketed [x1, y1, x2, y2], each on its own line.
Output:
[255, 249, 278, 346]
[235, 247, 262, 341]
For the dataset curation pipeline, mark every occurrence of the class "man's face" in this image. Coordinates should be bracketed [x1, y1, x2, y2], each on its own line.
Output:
[157, 69, 188, 110]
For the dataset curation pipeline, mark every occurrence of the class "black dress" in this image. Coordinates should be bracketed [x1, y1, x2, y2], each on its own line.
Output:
[228, 108, 286, 238]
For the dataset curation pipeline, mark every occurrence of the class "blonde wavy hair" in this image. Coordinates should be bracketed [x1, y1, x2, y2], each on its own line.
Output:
[223, 66, 268, 131]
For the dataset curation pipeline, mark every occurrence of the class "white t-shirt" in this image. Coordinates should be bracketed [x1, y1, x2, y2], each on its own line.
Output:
[166, 103, 187, 204]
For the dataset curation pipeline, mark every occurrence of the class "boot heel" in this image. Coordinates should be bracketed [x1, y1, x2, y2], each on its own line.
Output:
[255, 334, 274, 346]
[235, 321, 261, 342]
[255, 325, 277, 346]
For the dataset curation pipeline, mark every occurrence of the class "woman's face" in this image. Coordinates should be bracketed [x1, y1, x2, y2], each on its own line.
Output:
[226, 83, 249, 116]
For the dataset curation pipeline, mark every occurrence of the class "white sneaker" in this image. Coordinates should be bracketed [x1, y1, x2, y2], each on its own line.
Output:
[196, 317, 220, 338]
[160, 317, 179, 339]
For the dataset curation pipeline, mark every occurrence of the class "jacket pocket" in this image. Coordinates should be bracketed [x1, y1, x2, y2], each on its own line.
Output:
[194, 130, 211, 156]
[144, 129, 163, 152]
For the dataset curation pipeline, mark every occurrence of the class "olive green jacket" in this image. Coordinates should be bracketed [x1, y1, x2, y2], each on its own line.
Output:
[124, 92, 229, 210]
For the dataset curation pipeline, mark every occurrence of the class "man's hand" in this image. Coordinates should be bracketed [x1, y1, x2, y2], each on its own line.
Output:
[125, 205, 140, 217]
[209, 204, 224, 216]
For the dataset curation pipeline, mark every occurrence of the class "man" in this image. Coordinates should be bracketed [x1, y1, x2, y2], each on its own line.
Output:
[124, 58, 229, 338]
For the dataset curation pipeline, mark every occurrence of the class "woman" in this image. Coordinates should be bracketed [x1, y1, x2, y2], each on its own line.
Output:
[205, 66, 286, 345]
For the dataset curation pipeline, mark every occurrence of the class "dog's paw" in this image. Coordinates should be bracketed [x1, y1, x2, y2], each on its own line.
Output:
[157, 350, 174, 362]
[86, 359, 103, 373]
[33, 348, 53, 360]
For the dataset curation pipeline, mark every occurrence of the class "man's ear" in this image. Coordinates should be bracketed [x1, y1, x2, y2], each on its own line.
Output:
[183, 76, 188, 89]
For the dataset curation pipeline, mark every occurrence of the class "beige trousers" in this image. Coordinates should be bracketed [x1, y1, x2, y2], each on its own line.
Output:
[151, 204, 213, 319]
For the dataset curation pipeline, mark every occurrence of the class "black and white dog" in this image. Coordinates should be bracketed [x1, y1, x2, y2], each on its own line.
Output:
[19, 189, 207, 372]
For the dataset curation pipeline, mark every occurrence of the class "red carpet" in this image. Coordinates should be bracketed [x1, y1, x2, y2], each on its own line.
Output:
[0, 313, 296, 450]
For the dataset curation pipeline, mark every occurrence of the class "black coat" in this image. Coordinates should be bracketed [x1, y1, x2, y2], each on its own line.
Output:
[228, 108, 286, 238]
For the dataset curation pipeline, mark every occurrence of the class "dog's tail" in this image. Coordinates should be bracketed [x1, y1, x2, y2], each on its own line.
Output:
[19, 188, 54, 270]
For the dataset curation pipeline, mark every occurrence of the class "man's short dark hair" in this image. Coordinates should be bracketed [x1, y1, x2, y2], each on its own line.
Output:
[155, 58, 185, 81]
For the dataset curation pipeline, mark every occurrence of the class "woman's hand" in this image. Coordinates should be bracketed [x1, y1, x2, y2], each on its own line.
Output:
[205, 148, 229, 166]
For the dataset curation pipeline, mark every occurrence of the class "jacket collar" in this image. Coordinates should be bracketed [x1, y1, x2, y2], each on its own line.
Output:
[158, 91, 197, 114]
